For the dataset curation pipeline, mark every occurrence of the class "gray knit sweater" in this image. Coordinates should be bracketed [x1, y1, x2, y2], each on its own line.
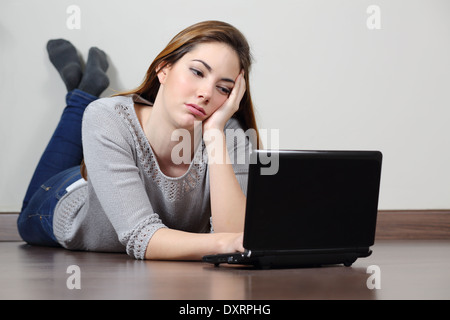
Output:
[53, 95, 251, 259]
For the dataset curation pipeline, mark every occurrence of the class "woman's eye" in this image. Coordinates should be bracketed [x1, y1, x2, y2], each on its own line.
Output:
[190, 68, 203, 77]
[218, 86, 231, 95]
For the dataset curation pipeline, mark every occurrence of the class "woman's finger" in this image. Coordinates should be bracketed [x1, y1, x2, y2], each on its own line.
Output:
[227, 71, 246, 111]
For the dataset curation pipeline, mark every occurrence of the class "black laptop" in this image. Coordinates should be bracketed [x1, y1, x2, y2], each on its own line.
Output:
[202, 150, 383, 268]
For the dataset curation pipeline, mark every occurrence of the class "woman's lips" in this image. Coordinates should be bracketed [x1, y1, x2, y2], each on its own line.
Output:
[185, 103, 206, 117]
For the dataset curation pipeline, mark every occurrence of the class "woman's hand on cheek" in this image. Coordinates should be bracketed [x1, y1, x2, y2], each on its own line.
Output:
[203, 71, 246, 132]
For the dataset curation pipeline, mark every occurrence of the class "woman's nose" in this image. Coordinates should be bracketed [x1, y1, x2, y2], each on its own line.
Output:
[197, 84, 213, 104]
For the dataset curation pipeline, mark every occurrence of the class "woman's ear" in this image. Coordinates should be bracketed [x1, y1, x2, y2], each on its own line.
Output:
[156, 62, 170, 84]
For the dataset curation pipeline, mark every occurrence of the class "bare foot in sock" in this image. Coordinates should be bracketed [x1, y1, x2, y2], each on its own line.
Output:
[78, 47, 110, 97]
[47, 39, 83, 92]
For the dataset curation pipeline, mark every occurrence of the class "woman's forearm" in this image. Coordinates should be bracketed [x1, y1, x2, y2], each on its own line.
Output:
[205, 130, 246, 233]
[145, 228, 243, 260]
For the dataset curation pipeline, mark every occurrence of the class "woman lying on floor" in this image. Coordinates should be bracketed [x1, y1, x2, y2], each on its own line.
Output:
[18, 20, 260, 260]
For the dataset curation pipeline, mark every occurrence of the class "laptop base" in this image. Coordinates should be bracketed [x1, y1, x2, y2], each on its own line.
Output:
[202, 248, 372, 269]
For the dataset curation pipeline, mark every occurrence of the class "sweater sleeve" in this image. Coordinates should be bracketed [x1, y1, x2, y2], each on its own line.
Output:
[82, 100, 166, 259]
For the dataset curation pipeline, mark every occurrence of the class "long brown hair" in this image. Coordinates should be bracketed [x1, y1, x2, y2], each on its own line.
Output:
[81, 20, 260, 180]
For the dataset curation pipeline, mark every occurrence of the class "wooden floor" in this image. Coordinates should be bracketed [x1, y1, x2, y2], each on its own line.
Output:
[1, 240, 449, 300]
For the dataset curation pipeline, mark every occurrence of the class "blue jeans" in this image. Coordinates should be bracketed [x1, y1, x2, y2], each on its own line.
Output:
[17, 89, 97, 246]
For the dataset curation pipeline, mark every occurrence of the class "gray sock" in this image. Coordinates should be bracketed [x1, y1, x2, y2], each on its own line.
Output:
[47, 39, 82, 92]
[78, 47, 110, 97]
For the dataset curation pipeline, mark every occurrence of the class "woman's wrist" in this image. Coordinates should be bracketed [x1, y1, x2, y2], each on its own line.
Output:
[203, 121, 225, 135]
[203, 127, 227, 161]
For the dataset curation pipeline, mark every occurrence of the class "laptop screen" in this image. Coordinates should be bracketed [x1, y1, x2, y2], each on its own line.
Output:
[243, 150, 382, 251]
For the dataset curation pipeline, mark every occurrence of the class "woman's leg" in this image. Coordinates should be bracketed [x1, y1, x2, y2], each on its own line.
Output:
[21, 40, 109, 211]
[21, 89, 97, 211]
[18, 39, 109, 246]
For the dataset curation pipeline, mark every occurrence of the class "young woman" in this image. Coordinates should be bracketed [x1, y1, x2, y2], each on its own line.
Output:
[18, 20, 260, 260]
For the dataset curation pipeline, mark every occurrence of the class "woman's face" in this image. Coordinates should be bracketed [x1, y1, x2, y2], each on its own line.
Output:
[157, 42, 241, 129]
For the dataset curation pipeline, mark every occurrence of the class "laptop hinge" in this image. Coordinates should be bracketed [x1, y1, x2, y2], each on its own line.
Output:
[247, 247, 371, 257]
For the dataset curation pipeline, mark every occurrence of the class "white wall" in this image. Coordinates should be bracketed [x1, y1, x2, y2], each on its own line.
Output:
[1, 0, 450, 211]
